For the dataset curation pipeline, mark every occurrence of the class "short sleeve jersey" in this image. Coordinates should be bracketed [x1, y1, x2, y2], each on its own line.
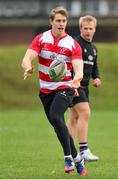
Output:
[29, 30, 82, 93]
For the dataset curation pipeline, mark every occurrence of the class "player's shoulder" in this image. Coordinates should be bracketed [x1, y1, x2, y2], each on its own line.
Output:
[91, 42, 97, 51]
[66, 34, 75, 41]
[75, 35, 82, 43]
[39, 29, 50, 37]
[75, 36, 86, 48]
[33, 30, 52, 42]
[32, 33, 43, 42]
[75, 35, 81, 41]
[66, 34, 80, 46]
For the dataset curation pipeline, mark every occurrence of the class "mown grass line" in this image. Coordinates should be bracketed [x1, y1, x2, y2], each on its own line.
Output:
[0, 109, 118, 179]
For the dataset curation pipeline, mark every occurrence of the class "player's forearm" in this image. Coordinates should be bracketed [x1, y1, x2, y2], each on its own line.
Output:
[73, 59, 83, 81]
[74, 71, 83, 82]
[22, 49, 35, 71]
[21, 49, 38, 80]
[72, 59, 83, 88]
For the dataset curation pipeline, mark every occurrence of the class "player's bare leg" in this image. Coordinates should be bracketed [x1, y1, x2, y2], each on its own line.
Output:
[68, 102, 99, 161]
[67, 102, 90, 142]
[67, 107, 78, 140]
[74, 102, 90, 143]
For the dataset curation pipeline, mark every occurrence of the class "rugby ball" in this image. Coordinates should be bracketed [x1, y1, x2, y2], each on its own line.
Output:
[49, 60, 67, 82]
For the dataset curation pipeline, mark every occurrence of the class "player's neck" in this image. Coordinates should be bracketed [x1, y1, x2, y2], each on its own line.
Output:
[51, 30, 66, 39]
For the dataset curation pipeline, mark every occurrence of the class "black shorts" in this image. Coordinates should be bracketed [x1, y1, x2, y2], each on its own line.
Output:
[39, 88, 75, 117]
[72, 87, 89, 106]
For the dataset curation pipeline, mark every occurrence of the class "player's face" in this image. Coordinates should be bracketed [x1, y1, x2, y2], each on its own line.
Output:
[50, 13, 67, 38]
[80, 21, 96, 42]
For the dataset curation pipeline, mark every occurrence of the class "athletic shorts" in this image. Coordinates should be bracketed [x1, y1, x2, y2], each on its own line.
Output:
[72, 87, 89, 106]
[39, 88, 76, 115]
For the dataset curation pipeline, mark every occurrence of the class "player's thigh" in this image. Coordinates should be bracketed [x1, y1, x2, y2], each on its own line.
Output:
[39, 92, 54, 119]
[69, 106, 79, 120]
[50, 89, 74, 115]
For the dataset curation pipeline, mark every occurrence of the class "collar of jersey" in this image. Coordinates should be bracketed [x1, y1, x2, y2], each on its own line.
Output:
[51, 30, 68, 41]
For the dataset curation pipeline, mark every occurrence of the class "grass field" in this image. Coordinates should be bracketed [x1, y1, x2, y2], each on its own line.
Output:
[0, 43, 118, 178]
[0, 109, 118, 179]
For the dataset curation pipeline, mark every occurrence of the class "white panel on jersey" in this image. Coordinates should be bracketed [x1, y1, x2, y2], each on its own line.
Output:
[39, 64, 49, 74]
[58, 35, 75, 51]
[40, 30, 54, 44]
[40, 80, 72, 90]
[40, 50, 71, 62]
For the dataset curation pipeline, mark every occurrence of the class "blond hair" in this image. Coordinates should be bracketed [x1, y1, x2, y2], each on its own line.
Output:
[79, 15, 97, 28]
[49, 6, 68, 20]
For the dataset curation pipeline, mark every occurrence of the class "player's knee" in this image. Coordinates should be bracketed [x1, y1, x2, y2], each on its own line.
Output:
[68, 117, 78, 126]
[69, 112, 78, 123]
[81, 108, 90, 121]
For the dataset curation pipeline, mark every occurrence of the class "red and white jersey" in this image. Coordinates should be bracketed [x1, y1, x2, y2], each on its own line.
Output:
[29, 30, 82, 94]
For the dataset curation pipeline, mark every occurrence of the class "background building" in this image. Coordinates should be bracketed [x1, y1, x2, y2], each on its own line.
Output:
[0, 0, 118, 44]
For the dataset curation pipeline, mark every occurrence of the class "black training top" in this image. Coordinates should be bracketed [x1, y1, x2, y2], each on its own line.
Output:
[75, 35, 100, 87]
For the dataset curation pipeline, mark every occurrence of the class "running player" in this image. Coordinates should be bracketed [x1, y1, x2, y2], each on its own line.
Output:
[67, 15, 101, 161]
[21, 6, 86, 175]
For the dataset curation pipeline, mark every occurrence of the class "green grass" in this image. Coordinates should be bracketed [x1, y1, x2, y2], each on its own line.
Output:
[89, 43, 118, 110]
[0, 43, 118, 110]
[0, 109, 118, 179]
[0, 45, 39, 109]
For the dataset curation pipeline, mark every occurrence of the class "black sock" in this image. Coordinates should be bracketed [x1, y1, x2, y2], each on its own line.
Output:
[79, 142, 88, 152]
